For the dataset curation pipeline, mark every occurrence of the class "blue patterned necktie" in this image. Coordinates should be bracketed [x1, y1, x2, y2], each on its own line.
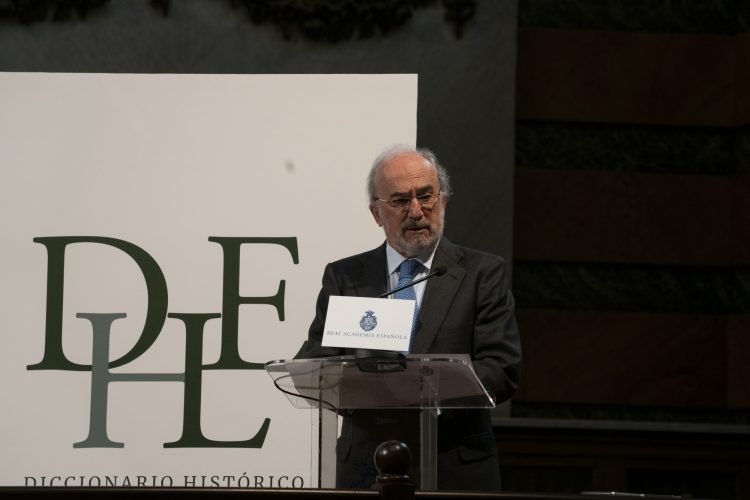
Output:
[394, 259, 421, 337]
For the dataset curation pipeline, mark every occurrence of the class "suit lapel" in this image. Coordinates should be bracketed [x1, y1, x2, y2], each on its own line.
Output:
[351, 244, 389, 298]
[411, 238, 465, 353]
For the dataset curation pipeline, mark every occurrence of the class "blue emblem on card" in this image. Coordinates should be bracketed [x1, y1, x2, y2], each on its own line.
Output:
[359, 310, 377, 331]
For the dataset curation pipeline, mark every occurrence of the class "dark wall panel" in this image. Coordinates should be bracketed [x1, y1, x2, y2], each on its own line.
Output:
[727, 315, 750, 409]
[513, 8, 749, 430]
[514, 168, 737, 266]
[517, 28, 735, 126]
[515, 309, 727, 407]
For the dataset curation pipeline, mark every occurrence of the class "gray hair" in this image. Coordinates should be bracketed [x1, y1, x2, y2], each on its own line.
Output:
[366, 144, 452, 201]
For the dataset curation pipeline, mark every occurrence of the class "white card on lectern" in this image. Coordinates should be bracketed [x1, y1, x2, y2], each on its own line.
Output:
[322, 296, 416, 351]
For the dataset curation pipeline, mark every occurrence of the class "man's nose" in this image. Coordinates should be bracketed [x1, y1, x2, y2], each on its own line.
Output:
[407, 196, 424, 218]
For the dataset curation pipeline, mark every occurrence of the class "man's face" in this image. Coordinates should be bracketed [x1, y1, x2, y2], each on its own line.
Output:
[369, 153, 447, 257]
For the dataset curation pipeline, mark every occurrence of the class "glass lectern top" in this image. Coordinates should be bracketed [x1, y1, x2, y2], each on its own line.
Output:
[265, 354, 495, 411]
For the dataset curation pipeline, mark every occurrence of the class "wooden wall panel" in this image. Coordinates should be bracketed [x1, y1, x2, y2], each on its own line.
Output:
[733, 174, 750, 262]
[736, 33, 750, 124]
[515, 309, 727, 407]
[517, 28, 735, 126]
[508, 4, 748, 495]
[727, 315, 750, 408]
[514, 168, 736, 266]
[512, 10, 747, 422]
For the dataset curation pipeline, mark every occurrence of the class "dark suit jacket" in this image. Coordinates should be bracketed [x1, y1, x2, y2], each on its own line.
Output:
[304, 238, 521, 490]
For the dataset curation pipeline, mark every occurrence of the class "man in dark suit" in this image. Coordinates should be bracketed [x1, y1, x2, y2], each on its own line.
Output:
[304, 145, 521, 490]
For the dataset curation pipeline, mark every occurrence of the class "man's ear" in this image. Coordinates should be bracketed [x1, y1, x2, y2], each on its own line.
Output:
[370, 203, 383, 226]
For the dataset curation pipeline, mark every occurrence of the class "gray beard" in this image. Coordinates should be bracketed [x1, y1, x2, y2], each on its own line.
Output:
[396, 225, 442, 257]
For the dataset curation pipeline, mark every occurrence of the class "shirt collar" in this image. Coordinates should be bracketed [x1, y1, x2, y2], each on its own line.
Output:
[385, 241, 440, 276]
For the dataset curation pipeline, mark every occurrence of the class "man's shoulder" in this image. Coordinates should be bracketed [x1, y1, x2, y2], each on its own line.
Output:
[328, 243, 385, 271]
[439, 238, 507, 268]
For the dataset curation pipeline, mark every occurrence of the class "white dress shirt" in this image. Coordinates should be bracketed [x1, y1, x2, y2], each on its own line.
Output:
[384, 242, 439, 308]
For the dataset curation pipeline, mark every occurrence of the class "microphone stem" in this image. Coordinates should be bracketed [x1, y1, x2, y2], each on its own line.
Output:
[378, 269, 439, 298]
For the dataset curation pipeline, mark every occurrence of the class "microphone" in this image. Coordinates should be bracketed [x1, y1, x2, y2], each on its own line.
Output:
[377, 265, 447, 298]
[356, 265, 447, 373]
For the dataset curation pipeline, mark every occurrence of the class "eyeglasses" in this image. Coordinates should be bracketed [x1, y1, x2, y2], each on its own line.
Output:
[374, 192, 442, 211]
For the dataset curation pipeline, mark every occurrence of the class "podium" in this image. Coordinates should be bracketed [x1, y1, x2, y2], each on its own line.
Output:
[265, 354, 495, 490]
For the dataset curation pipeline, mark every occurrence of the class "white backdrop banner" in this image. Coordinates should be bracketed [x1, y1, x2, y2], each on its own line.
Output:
[0, 73, 416, 487]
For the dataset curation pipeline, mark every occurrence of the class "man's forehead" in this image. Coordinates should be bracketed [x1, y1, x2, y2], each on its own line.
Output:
[377, 154, 438, 187]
